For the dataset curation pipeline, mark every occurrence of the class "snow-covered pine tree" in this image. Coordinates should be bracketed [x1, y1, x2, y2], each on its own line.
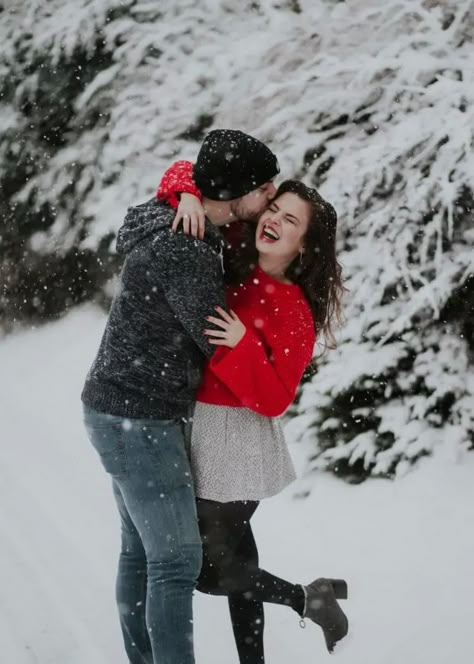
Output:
[287, 0, 474, 482]
[0, 0, 472, 479]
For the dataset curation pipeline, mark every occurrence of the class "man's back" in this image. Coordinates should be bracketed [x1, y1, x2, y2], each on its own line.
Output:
[81, 198, 226, 419]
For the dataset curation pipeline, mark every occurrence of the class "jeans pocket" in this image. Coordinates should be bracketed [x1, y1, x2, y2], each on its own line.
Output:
[84, 421, 128, 479]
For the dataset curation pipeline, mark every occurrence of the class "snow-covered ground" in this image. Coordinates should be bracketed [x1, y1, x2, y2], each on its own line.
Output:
[1, 306, 473, 664]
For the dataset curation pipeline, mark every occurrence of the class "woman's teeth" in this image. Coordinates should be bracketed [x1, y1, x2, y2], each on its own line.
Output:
[262, 226, 279, 241]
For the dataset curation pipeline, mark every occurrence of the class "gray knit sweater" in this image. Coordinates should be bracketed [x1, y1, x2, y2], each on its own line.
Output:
[81, 197, 226, 419]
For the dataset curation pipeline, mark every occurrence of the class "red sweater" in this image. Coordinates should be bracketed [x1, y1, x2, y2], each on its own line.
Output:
[199, 266, 315, 416]
[157, 160, 203, 208]
[157, 163, 316, 417]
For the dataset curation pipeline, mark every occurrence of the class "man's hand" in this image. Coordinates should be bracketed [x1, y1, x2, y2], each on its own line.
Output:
[172, 193, 206, 240]
[204, 307, 246, 349]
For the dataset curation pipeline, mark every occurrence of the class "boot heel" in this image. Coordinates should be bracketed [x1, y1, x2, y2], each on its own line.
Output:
[328, 578, 348, 600]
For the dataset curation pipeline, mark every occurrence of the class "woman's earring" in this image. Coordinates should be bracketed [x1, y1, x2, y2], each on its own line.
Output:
[299, 248, 304, 264]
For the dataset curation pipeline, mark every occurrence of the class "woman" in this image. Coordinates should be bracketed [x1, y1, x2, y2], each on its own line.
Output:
[158, 164, 347, 661]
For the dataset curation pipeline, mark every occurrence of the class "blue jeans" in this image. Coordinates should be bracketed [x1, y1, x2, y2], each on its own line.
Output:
[83, 407, 202, 664]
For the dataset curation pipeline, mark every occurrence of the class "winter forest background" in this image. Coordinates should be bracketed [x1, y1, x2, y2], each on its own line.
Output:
[1, 1, 474, 663]
[1, 0, 473, 481]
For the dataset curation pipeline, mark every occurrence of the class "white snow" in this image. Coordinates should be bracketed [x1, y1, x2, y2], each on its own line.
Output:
[1, 307, 473, 663]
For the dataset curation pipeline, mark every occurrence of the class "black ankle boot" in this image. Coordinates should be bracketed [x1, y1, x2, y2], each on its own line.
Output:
[301, 578, 348, 653]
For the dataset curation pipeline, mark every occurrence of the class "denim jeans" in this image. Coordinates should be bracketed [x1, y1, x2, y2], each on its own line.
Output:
[83, 406, 202, 664]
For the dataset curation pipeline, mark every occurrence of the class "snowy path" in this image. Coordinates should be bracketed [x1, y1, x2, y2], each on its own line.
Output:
[1, 306, 473, 663]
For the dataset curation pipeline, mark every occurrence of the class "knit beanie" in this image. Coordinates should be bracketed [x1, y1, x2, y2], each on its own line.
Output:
[193, 129, 280, 201]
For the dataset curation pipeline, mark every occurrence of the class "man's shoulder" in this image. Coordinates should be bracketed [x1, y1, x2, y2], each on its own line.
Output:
[117, 197, 175, 255]
[151, 222, 224, 264]
[133, 199, 178, 239]
[143, 198, 175, 224]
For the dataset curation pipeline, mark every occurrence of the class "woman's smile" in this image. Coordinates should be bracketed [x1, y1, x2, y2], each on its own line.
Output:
[260, 223, 280, 242]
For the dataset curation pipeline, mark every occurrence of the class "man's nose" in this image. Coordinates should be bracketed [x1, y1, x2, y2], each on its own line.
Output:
[266, 182, 277, 200]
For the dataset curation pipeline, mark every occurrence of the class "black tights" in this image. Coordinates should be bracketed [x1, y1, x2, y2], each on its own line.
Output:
[196, 498, 305, 664]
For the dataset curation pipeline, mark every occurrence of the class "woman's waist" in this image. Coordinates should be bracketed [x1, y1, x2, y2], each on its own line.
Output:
[192, 401, 286, 445]
[193, 400, 283, 428]
[196, 381, 243, 408]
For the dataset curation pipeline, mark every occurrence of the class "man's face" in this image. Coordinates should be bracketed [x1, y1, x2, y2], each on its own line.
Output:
[230, 181, 277, 223]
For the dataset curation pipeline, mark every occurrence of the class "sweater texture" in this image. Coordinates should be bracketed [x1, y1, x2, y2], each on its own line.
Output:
[81, 197, 226, 419]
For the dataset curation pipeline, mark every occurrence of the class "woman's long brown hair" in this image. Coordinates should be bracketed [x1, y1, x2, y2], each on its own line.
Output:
[223, 180, 345, 352]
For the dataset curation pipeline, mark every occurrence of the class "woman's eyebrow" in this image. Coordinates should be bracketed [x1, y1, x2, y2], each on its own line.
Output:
[270, 202, 300, 224]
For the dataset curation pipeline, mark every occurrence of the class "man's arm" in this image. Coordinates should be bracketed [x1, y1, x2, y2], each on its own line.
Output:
[152, 231, 226, 358]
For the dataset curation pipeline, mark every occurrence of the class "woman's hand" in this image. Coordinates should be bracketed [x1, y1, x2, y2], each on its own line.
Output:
[204, 307, 246, 348]
[172, 193, 206, 240]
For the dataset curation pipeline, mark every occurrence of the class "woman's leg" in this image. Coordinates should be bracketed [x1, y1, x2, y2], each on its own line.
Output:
[196, 499, 306, 663]
[197, 499, 264, 663]
[228, 526, 265, 664]
[197, 498, 305, 611]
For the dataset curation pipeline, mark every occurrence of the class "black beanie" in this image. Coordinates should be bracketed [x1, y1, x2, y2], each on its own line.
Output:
[193, 129, 280, 201]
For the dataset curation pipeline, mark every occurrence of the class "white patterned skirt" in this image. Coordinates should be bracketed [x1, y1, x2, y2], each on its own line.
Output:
[190, 402, 296, 502]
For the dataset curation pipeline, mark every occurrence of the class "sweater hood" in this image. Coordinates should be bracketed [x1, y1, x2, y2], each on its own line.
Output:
[116, 198, 173, 255]
[116, 197, 225, 256]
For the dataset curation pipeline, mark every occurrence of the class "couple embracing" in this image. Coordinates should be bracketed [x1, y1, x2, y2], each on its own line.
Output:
[81, 129, 347, 664]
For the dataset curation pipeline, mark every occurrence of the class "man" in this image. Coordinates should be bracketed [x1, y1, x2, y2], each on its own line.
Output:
[81, 129, 279, 664]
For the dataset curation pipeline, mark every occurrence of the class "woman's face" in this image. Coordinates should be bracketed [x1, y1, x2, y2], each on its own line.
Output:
[255, 192, 311, 266]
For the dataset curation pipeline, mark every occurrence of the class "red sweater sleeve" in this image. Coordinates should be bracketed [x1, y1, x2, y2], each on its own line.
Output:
[208, 312, 315, 417]
[156, 160, 202, 209]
